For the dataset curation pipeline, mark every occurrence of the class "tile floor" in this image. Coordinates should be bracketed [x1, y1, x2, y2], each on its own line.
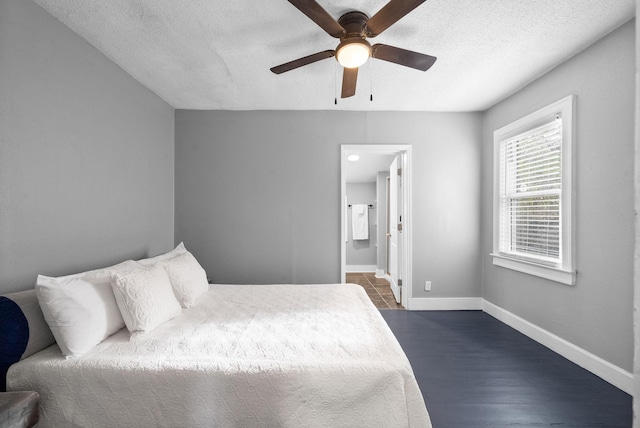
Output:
[345, 272, 403, 309]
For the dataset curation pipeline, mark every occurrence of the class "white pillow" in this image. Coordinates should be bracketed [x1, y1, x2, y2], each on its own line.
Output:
[36, 260, 140, 357]
[111, 264, 182, 333]
[161, 251, 209, 308]
[137, 242, 187, 266]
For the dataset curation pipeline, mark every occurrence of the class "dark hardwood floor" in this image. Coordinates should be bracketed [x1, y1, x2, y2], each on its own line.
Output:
[381, 310, 632, 428]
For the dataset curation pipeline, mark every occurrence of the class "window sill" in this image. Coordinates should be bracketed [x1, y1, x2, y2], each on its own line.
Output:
[491, 254, 575, 285]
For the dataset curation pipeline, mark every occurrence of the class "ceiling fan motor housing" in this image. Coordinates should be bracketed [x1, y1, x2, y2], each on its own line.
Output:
[337, 11, 369, 39]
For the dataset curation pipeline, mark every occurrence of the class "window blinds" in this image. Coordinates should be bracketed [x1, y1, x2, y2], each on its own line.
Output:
[498, 117, 562, 264]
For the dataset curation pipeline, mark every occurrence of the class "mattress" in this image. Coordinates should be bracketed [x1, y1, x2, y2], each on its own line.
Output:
[8, 283, 431, 427]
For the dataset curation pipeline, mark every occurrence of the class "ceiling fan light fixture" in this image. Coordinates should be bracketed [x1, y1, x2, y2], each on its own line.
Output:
[336, 39, 371, 68]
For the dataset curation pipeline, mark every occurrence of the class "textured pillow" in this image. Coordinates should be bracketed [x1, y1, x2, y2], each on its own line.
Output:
[36, 260, 140, 357]
[161, 251, 209, 308]
[111, 264, 182, 333]
[137, 242, 187, 267]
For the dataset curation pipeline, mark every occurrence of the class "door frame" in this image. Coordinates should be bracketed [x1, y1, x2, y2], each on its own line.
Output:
[388, 155, 401, 303]
[341, 144, 413, 309]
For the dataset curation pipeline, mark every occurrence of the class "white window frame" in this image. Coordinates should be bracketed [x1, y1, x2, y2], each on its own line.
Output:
[492, 95, 576, 285]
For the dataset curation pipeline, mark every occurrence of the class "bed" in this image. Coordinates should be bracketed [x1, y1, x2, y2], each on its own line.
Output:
[2, 246, 431, 427]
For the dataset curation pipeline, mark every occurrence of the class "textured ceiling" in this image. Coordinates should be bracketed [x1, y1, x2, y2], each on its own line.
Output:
[33, 0, 635, 111]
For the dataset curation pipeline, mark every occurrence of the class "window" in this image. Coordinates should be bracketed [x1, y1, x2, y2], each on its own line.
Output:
[492, 96, 575, 285]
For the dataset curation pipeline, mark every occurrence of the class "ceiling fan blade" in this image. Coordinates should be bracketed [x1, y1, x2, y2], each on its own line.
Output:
[366, 0, 427, 37]
[287, 0, 345, 38]
[371, 44, 436, 71]
[270, 50, 335, 74]
[341, 67, 358, 98]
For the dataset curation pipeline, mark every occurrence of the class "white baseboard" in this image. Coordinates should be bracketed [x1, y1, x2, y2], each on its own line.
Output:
[375, 269, 386, 278]
[407, 297, 484, 311]
[482, 300, 633, 395]
[346, 265, 377, 273]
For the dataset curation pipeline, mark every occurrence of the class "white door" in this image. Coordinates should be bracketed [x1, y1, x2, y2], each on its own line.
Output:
[388, 156, 401, 303]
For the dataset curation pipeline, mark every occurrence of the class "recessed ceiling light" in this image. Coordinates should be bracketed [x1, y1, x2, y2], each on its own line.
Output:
[347, 154, 360, 162]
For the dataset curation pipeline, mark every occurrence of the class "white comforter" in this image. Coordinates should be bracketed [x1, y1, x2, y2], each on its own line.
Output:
[8, 284, 431, 427]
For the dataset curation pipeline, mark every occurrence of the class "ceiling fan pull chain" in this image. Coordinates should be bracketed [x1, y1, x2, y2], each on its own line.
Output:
[369, 59, 373, 101]
[334, 61, 338, 105]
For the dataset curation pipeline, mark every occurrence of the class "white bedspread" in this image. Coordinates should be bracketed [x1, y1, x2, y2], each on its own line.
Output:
[8, 284, 431, 427]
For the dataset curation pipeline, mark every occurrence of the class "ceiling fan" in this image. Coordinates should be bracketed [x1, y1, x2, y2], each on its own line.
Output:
[270, 0, 437, 99]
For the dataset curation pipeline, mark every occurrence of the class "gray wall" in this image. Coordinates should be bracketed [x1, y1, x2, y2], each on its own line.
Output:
[346, 182, 377, 268]
[0, 0, 175, 293]
[175, 110, 483, 298]
[482, 20, 635, 371]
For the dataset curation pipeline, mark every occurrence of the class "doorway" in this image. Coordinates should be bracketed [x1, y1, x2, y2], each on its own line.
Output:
[341, 145, 413, 309]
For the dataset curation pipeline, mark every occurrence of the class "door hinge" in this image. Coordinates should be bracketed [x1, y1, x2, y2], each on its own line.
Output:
[398, 279, 402, 286]
[397, 168, 402, 176]
[398, 223, 403, 231]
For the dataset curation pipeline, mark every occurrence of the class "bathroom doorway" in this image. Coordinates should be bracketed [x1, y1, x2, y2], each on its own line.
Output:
[341, 145, 413, 309]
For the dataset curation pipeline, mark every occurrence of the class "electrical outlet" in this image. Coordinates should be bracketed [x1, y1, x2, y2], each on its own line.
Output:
[425, 281, 431, 291]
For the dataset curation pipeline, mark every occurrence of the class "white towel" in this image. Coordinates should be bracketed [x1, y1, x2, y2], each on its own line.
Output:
[352, 204, 369, 240]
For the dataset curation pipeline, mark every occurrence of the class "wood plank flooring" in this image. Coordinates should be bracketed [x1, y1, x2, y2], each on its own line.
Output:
[381, 310, 632, 428]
